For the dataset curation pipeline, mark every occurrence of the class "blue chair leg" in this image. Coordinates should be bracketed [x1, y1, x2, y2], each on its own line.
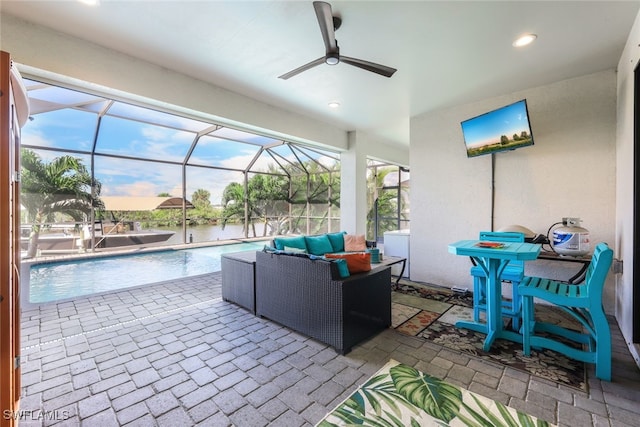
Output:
[511, 282, 520, 331]
[473, 275, 484, 323]
[592, 310, 612, 381]
[521, 294, 532, 356]
[475, 276, 521, 330]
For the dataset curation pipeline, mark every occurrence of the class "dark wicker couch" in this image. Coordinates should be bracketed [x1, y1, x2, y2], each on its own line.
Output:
[255, 250, 391, 354]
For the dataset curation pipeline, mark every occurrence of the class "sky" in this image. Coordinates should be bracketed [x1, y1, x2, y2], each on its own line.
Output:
[21, 100, 337, 205]
[460, 100, 532, 148]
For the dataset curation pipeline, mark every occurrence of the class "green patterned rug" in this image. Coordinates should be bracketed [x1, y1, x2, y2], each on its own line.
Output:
[391, 281, 587, 391]
[318, 359, 556, 426]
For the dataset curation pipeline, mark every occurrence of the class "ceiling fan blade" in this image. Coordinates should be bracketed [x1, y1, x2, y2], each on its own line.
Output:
[314, 1, 337, 53]
[278, 57, 326, 80]
[279, 2, 398, 80]
[340, 56, 397, 78]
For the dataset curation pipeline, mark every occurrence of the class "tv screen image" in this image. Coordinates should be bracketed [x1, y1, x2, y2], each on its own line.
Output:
[461, 99, 534, 158]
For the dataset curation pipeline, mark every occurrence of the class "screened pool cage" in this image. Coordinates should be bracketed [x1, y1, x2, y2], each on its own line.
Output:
[19, 78, 341, 255]
[366, 160, 410, 243]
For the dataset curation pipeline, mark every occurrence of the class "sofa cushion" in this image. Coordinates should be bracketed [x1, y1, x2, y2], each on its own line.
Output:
[331, 258, 351, 278]
[263, 245, 306, 256]
[325, 252, 371, 273]
[305, 235, 334, 255]
[284, 246, 307, 254]
[273, 236, 307, 251]
[263, 244, 278, 253]
[326, 231, 347, 252]
[344, 234, 367, 252]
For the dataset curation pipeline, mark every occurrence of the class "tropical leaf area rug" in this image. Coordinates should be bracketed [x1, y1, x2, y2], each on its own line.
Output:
[391, 281, 587, 391]
[318, 359, 556, 427]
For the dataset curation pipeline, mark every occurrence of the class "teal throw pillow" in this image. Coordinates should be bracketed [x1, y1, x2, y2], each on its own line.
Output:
[305, 235, 334, 256]
[283, 246, 306, 254]
[273, 236, 307, 251]
[326, 231, 347, 252]
[332, 258, 350, 278]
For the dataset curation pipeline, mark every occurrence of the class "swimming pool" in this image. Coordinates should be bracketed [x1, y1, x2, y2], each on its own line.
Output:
[28, 241, 267, 304]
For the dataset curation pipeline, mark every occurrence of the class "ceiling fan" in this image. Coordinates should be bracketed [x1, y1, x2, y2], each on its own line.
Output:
[278, 1, 397, 80]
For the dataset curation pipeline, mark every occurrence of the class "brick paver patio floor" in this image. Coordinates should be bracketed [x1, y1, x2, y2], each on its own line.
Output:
[17, 272, 640, 426]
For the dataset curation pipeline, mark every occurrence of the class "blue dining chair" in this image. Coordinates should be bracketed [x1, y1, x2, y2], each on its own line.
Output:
[519, 242, 613, 381]
[470, 231, 525, 330]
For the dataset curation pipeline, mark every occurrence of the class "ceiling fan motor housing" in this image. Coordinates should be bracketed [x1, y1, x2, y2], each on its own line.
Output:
[326, 49, 340, 65]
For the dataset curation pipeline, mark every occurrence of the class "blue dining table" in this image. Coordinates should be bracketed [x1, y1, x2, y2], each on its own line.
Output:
[448, 239, 541, 351]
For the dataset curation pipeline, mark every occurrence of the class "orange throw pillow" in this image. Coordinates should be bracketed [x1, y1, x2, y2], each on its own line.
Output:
[325, 252, 371, 273]
[344, 234, 367, 252]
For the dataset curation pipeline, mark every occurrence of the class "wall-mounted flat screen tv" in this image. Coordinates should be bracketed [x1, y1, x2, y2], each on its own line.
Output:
[461, 99, 534, 158]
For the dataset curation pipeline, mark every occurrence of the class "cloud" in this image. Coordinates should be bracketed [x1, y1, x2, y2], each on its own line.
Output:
[95, 155, 245, 204]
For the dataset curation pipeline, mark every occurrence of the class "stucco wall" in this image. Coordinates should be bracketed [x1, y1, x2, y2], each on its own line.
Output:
[410, 70, 617, 312]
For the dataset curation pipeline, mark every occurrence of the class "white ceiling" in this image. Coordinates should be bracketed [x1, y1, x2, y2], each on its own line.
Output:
[3, 1, 639, 147]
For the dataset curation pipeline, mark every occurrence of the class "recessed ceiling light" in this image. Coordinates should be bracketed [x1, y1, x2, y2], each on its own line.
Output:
[77, 0, 100, 6]
[328, 102, 340, 109]
[512, 33, 537, 47]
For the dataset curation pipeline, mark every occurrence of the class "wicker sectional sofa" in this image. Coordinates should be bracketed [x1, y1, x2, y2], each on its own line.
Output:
[255, 250, 391, 354]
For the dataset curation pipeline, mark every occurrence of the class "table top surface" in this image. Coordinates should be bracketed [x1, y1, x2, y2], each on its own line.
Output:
[448, 239, 541, 260]
[374, 255, 406, 265]
[221, 250, 257, 262]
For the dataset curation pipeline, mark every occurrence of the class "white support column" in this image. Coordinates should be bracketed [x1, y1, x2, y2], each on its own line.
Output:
[340, 131, 368, 235]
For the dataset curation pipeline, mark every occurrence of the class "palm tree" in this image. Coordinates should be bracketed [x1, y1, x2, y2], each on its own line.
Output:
[221, 182, 249, 234]
[191, 188, 211, 210]
[286, 161, 340, 234]
[221, 172, 291, 237]
[221, 162, 340, 237]
[248, 173, 289, 236]
[21, 149, 103, 258]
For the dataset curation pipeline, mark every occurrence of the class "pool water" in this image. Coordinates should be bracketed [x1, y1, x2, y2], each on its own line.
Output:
[28, 241, 266, 303]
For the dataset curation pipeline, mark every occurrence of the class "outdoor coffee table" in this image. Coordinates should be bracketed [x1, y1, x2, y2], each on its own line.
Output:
[375, 256, 407, 285]
[221, 250, 257, 314]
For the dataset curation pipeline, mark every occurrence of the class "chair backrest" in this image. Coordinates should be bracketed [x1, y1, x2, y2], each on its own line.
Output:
[478, 231, 525, 268]
[583, 242, 614, 302]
